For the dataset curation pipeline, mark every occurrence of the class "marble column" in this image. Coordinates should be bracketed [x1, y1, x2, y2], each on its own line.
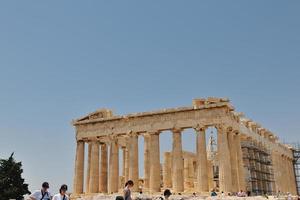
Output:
[188, 158, 195, 189]
[184, 158, 189, 190]
[195, 126, 209, 192]
[124, 137, 130, 182]
[85, 142, 92, 193]
[163, 152, 172, 189]
[122, 147, 126, 177]
[73, 140, 85, 194]
[184, 158, 194, 190]
[149, 132, 161, 193]
[217, 126, 232, 193]
[228, 132, 238, 192]
[129, 133, 139, 191]
[286, 157, 293, 193]
[99, 143, 108, 193]
[89, 141, 99, 193]
[172, 128, 184, 193]
[144, 134, 151, 191]
[108, 138, 119, 194]
[207, 160, 214, 191]
[121, 146, 126, 188]
[236, 134, 246, 191]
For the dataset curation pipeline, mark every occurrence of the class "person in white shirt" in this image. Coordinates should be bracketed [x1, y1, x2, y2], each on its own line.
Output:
[30, 182, 52, 200]
[52, 184, 69, 200]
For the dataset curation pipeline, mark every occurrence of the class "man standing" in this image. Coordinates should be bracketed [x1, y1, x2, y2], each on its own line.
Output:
[30, 182, 52, 200]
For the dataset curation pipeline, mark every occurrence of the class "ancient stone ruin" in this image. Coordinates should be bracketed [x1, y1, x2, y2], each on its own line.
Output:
[71, 98, 297, 198]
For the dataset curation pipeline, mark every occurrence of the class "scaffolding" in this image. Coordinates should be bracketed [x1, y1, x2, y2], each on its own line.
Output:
[288, 143, 300, 195]
[241, 141, 275, 195]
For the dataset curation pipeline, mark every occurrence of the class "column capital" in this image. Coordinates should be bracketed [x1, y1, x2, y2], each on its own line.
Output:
[142, 132, 151, 138]
[215, 124, 225, 131]
[128, 131, 139, 137]
[171, 127, 183, 133]
[194, 124, 206, 132]
[108, 133, 118, 142]
[121, 146, 126, 150]
[147, 130, 161, 135]
[216, 124, 233, 133]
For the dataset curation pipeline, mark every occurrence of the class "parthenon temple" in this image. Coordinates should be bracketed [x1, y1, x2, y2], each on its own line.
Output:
[71, 97, 297, 197]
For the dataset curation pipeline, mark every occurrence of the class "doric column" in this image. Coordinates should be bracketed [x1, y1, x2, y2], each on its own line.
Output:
[144, 134, 151, 191]
[73, 140, 85, 194]
[207, 160, 214, 191]
[149, 131, 161, 193]
[85, 142, 92, 193]
[89, 141, 99, 193]
[228, 131, 238, 192]
[195, 126, 209, 192]
[285, 156, 293, 193]
[99, 143, 108, 193]
[163, 152, 172, 189]
[184, 158, 194, 190]
[280, 155, 286, 192]
[129, 132, 139, 191]
[188, 158, 195, 189]
[122, 147, 126, 177]
[236, 134, 246, 191]
[124, 137, 130, 182]
[172, 128, 184, 193]
[108, 138, 119, 194]
[217, 125, 232, 193]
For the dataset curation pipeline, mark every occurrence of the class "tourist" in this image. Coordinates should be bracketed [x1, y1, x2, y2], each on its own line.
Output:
[30, 182, 52, 200]
[287, 192, 292, 200]
[160, 189, 171, 200]
[123, 180, 134, 200]
[276, 190, 281, 198]
[52, 184, 69, 200]
[220, 191, 225, 197]
[211, 189, 217, 196]
[237, 190, 246, 197]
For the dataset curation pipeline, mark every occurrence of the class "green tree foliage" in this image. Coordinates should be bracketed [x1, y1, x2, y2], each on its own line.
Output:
[0, 153, 30, 200]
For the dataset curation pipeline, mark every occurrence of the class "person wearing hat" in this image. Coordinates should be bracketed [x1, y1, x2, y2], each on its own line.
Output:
[30, 182, 52, 200]
[53, 184, 69, 200]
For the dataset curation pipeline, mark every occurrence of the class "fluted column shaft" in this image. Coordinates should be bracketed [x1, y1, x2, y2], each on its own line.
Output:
[73, 140, 85, 194]
[122, 147, 126, 177]
[149, 132, 160, 193]
[124, 137, 130, 182]
[172, 129, 184, 193]
[163, 152, 172, 189]
[144, 134, 151, 191]
[228, 132, 238, 192]
[108, 139, 119, 194]
[85, 142, 92, 193]
[129, 133, 139, 191]
[195, 127, 209, 192]
[99, 143, 108, 193]
[207, 160, 214, 191]
[236, 134, 246, 191]
[89, 141, 99, 193]
[218, 126, 232, 193]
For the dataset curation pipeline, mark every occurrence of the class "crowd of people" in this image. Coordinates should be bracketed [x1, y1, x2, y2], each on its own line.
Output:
[210, 189, 248, 197]
[28, 181, 299, 200]
[29, 182, 69, 200]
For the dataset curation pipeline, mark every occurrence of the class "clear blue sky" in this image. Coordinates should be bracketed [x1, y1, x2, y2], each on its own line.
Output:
[0, 1, 300, 194]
